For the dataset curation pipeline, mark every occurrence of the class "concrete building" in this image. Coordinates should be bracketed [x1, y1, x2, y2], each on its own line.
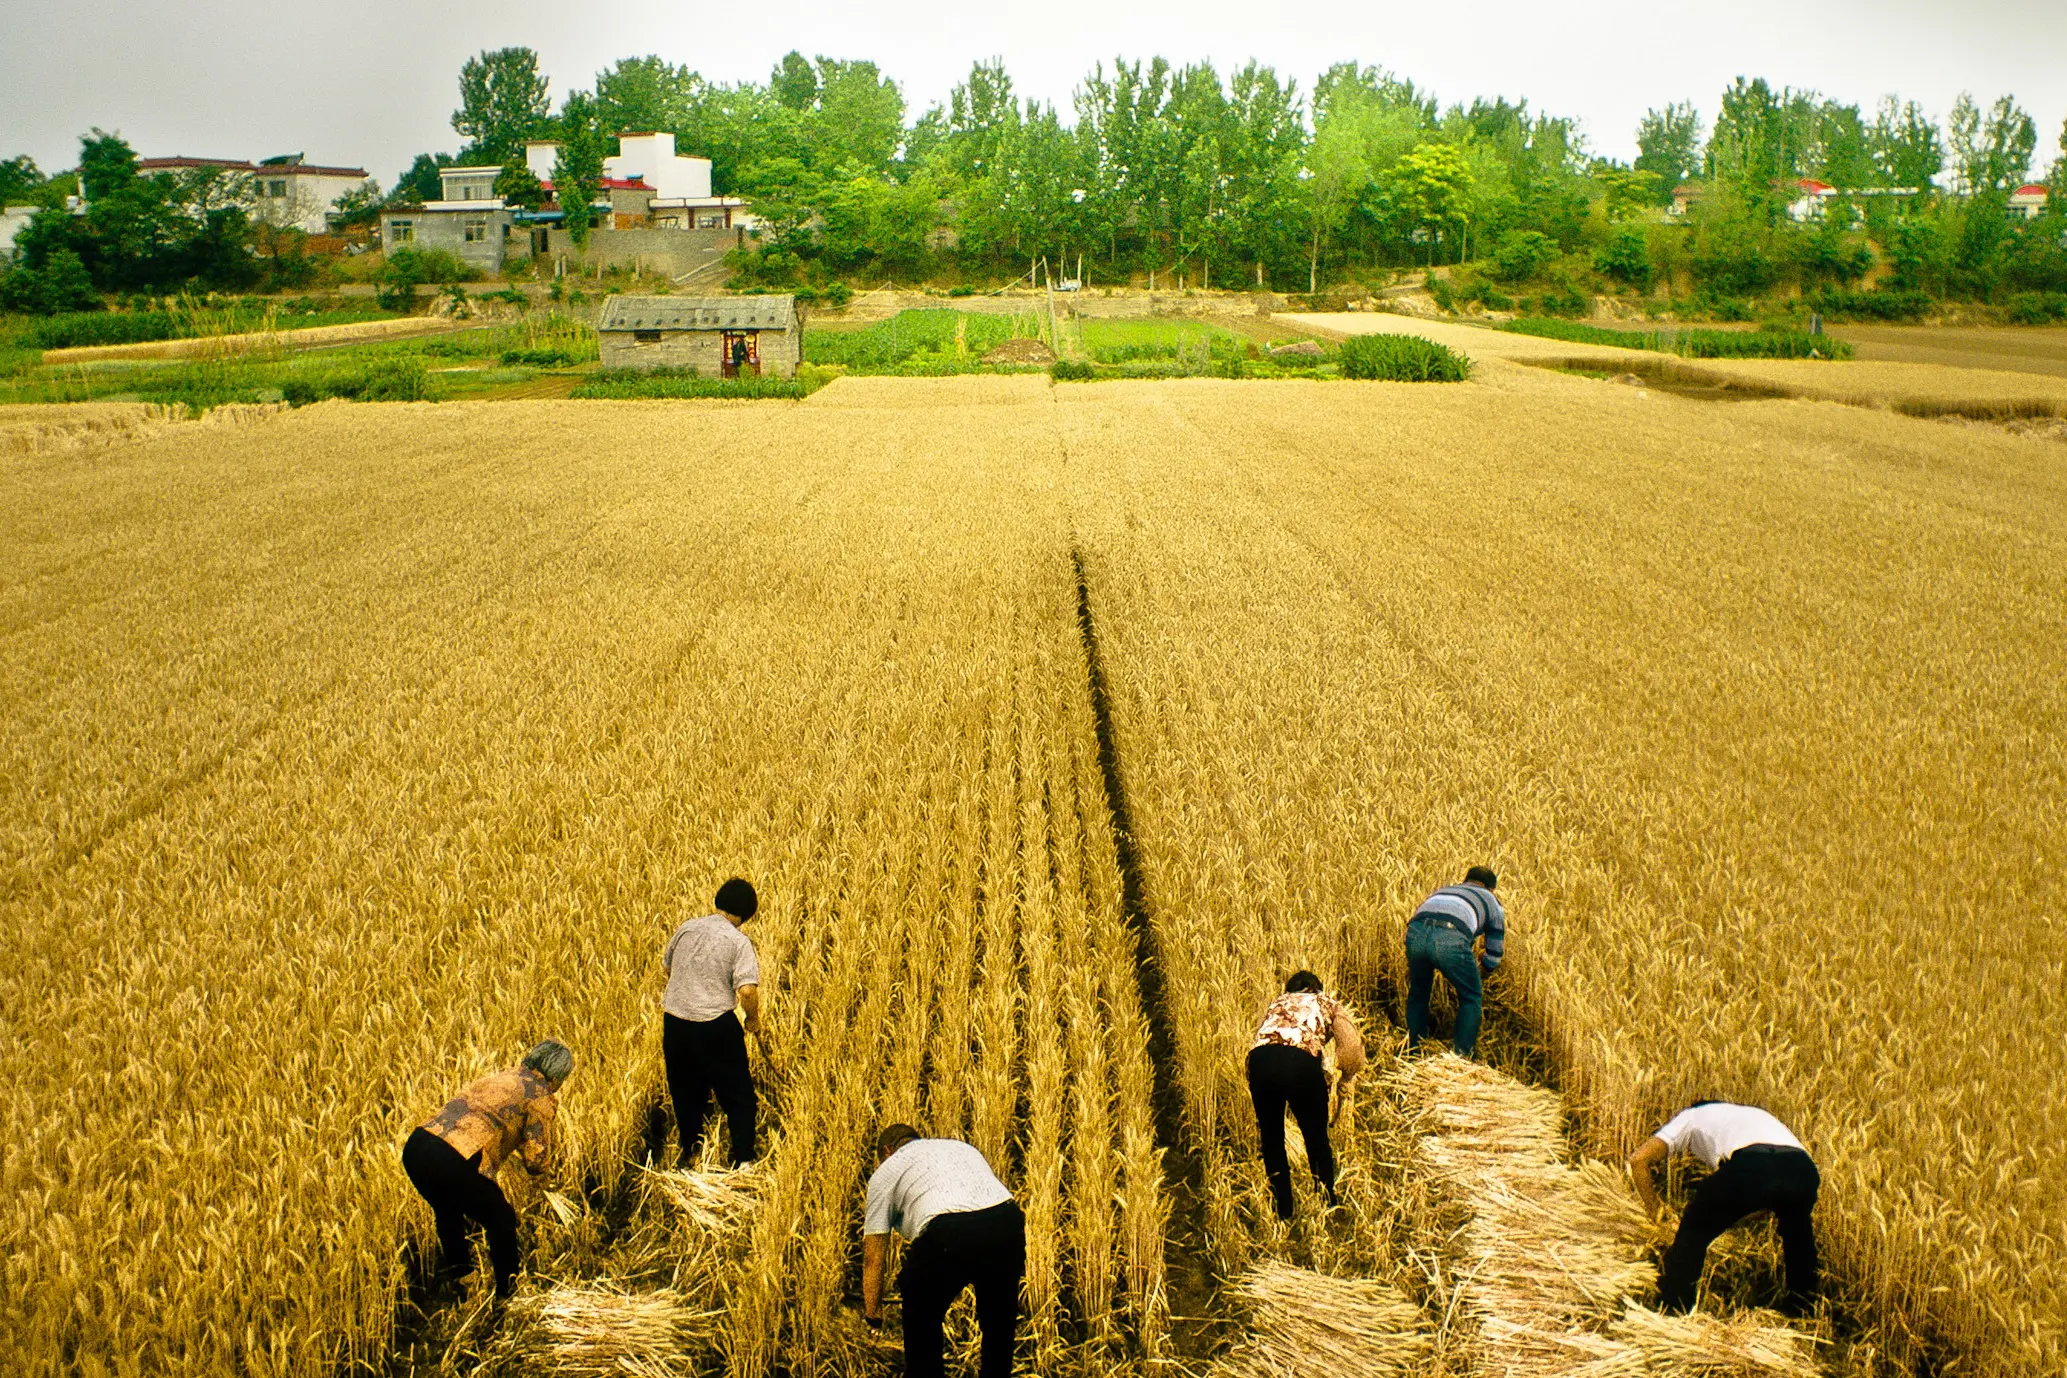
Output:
[377, 166, 521, 272]
[2, 205, 38, 257]
[135, 154, 372, 234]
[597, 295, 801, 377]
[526, 132, 752, 230]
[2009, 183, 2050, 220]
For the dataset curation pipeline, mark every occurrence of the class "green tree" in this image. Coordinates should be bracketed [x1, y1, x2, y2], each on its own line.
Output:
[771, 51, 820, 111]
[1947, 92, 2036, 195]
[1385, 142, 1474, 264]
[78, 128, 138, 201]
[328, 180, 384, 230]
[1634, 103, 1702, 199]
[596, 55, 699, 136]
[453, 47, 551, 164]
[495, 162, 548, 210]
[2046, 115, 2067, 206]
[811, 60, 906, 173]
[1869, 98, 1943, 190]
[1592, 163, 1662, 221]
[553, 91, 609, 247]
[0, 246, 98, 313]
[393, 153, 453, 203]
[0, 154, 43, 207]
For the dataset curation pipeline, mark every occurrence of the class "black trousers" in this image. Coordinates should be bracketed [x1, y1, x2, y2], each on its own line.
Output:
[900, 1200, 1026, 1378]
[1247, 1043, 1336, 1218]
[400, 1127, 520, 1296]
[663, 1010, 757, 1165]
[1659, 1145, 1820, 1312]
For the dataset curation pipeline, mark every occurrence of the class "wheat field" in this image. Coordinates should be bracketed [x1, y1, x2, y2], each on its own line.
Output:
[2, 365, 2062, 1376]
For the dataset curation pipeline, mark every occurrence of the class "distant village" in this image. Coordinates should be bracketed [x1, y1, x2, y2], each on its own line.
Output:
[0, 132, 762, 282]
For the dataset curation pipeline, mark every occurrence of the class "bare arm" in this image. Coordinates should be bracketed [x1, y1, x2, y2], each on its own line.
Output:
[737, 984, 763, 1038]
[862, 1232, 889, 1321]
[1627, 1136, 1671, 1221]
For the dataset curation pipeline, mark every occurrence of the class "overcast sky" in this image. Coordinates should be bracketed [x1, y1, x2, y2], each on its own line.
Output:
[4, 0, 2062, 187]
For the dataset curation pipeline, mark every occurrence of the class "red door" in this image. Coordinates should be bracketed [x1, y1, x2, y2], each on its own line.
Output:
[721, 332, 760, 378]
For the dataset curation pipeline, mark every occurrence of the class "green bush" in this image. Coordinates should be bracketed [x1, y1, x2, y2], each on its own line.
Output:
[1808, 288, 1932, 322]
[804, 309, 1038, 369]
[1050, 359, 1097, 381]
[384, 248, 479, 285]
[279, 359, 432, 405]
[1527, 283, 1591, 317]
[1491, 230, 1557, 284]
[1593, 229, 1655, 290]
[1677, 328, 1850, 360]
[2006, 292, 2067, 325]
[1501, 317, 1852, 360]
[1426, 275, 1457, 312]
[0, 250, 101, 316]
[569, 368, 820, 400]
[500, 345, 587, 366]
[26, 312, 181, 348]
[1339, 333, 1473, 382]
[948, 285, 975, 298]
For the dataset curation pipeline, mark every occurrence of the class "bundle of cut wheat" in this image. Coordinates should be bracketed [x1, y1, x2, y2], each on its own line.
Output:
[1401, 1055, 1823, 1377]
[1585, 1304, 1822, 1378]
[1209, 1260, 1430, 1378]
[640, 1164, 768, 1236]
[496, 1283, 723, 1377]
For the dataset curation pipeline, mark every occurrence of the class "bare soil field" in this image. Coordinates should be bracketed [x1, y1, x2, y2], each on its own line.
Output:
[1830, 324, 2067, 378]
[4, 371, 2062, 1377]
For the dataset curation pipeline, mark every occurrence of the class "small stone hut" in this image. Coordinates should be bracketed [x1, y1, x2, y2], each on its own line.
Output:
[596, 295, 802, 378]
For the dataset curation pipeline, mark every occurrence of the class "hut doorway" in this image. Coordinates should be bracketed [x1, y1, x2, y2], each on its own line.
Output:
[721, 332, 760, 378]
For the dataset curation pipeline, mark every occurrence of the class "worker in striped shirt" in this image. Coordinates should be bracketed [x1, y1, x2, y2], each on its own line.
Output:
[860, 1124, 1025, 1378]
[1404, 866, 1505, 1057]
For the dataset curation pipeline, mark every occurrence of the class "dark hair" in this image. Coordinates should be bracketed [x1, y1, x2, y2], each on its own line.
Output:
[1284, 970, 1324, 994]
[715, 877, 758, 920]
[1465, 866, 1498, 890]
[876, 1123, 921, 1157]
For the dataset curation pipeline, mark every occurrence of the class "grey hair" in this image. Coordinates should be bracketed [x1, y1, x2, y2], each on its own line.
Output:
[522, 1039, 574, 1087]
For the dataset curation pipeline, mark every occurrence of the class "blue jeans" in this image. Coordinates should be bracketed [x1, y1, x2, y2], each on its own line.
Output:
[1405, 918, 1483, 1056]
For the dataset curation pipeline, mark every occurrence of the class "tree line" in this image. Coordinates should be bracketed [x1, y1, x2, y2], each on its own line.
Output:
[5, 47, 2066, 310]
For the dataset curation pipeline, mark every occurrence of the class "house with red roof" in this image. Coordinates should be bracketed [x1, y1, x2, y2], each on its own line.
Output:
[2008, 184, 2050, 220]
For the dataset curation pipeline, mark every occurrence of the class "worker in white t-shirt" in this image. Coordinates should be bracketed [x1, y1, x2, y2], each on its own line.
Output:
[1628, 1100, 1820, 1315]
[860, 1124, 1024, 1378]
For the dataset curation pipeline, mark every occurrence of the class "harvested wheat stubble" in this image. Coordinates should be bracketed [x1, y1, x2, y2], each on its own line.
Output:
[1403, 1054, 1816, 1377]
[1209, 1260, 1431, 1378]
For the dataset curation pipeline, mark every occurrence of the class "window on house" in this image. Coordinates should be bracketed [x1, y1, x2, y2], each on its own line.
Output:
[268, 180, 287, 198]
[390, 220, 414, 242]
[464, 219, 488, 243]
[634, 330, 662, 344]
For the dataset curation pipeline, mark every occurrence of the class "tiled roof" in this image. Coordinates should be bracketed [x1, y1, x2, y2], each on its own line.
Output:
[598, 295, 797, 332]
[139, 157, 368, 178]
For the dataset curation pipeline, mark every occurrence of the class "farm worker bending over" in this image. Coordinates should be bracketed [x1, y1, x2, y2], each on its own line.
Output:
[1404, 866, 1505, 1058]
[1629, 1100, 1820, 1315]
[400, 1039, 572, 1298]
[1248, 970, 1366, 1218]
[661, 877, 766, 1166]
[861, 1124, 1026, 1378]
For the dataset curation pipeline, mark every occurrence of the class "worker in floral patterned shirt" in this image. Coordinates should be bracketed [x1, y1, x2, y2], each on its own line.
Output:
[1247, 971, 1366, 1219]
[400, 1040, 572, 1298]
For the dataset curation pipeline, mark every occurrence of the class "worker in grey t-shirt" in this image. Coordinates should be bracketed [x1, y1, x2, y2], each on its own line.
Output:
[660, 878, 765, 1165]
[860, 1124, 1023, 1378]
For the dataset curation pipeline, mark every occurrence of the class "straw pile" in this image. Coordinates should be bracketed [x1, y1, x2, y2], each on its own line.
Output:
[498, 1283, 722, 1377]
[1401, 1055, 1819, 1377]
[1209, 1261, 1431, 1378]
